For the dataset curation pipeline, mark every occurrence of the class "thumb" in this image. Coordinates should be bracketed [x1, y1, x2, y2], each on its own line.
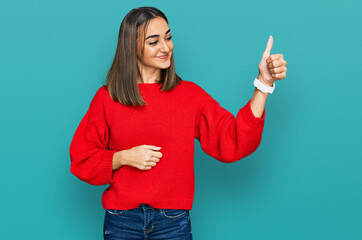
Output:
[144, 145, 161, 150]
[264, 35, 273, 56]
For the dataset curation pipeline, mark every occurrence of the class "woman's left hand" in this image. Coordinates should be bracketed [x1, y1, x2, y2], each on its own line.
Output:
[257, 35, 287, 87]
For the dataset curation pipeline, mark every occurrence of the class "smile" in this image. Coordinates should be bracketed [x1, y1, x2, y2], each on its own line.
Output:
[157, 55, 168, 59]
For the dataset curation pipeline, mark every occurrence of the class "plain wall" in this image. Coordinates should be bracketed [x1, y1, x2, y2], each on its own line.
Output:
[1, 0, 361, 239]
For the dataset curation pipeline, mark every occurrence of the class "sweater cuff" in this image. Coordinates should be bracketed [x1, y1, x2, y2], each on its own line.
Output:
[102, 150, 118, 183]
[237, 99, 265, 133]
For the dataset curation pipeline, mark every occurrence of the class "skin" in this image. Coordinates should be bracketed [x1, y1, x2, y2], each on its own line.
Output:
[136, 17, 174, 84]
[112, 19, 288, 170]
[251, 35, 287, 119]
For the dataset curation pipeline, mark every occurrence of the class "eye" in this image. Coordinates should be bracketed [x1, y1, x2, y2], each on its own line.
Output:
[149, 36, 173, 46]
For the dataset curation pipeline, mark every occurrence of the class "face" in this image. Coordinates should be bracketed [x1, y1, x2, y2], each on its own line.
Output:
[137, 17, 174, 70]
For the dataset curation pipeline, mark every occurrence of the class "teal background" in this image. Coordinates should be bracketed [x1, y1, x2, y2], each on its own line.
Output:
[1, 0, 361, 239]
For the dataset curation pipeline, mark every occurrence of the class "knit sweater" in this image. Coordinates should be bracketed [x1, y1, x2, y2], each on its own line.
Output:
[69, 79, 266, 210]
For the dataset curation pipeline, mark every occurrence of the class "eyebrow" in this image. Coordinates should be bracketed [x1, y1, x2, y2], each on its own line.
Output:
[145, 29, 171, 40]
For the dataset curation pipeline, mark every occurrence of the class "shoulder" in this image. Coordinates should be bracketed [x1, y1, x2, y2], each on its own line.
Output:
[182, 80, 214, 105]
[87, 85, 109, 115]
[90, 85, 110, 104]
[179, 79, 212, 99]
[180, 79, 200, 89]
[94, 85, 109, 99]
[178, 80, 216, 113]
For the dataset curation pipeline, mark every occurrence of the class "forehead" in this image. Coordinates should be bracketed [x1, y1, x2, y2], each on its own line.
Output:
[145, 17, 169, 35]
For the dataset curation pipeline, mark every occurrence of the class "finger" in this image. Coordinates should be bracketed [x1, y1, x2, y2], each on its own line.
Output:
[271, 72, 286, 79]
[144, 145, 162, 150]
[270, 66, 287, 74]
[267, 54, 284, 63]
[147, 149, 162, 158]
[143, 159, 157, 168]
[264, 35, 274, 55]
[268, 59, 285, 68]
[146, 150, 162, 161]
[266, 54, 284, 64]
[140, 162, 152, 170]
[147, 161, 157, 167]
[148, 156, 160, 163]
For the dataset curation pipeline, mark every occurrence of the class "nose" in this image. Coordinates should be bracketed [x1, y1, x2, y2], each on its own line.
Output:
[160, 39, 170, 53]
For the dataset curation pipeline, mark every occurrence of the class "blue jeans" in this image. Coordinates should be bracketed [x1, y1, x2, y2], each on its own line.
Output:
[103, 203, 193, 240]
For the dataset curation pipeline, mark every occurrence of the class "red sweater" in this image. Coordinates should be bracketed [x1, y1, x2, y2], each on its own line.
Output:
[69, 79, 265, 210]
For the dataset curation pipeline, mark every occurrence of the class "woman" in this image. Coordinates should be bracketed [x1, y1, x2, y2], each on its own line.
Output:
[69, 6, 287, 240]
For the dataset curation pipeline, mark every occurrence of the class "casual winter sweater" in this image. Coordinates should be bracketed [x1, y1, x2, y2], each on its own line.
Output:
[69, 79, 266, 210]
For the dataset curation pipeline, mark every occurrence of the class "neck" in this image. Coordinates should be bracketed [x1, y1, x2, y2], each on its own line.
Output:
[137, 61, 161, 84]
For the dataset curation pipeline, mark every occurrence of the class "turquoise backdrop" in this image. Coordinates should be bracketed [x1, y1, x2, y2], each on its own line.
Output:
[1, 0, 361, 239]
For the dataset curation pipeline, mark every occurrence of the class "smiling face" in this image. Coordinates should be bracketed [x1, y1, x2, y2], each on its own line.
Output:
[137, 17, 174, 72]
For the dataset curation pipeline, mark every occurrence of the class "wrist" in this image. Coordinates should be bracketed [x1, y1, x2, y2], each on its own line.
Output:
[257, 75, 274, 87]
[254, 76, 275, 94]
[254, 86, 269, 96]
[113, 150, 127, 169]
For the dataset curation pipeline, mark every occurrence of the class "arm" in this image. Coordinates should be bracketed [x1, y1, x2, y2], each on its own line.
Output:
[252, 35, 287, 118]
[195, 88, 265, 163]
[195, 36, 288, 163]
[69, 88, 120, 185]
[250, 74, 270, 118]
[69, 116, 119, 185]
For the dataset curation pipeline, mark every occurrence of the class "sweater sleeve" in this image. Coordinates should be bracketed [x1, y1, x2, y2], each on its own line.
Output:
[69, 87, 118, 185]
[195, 90, 266, 163]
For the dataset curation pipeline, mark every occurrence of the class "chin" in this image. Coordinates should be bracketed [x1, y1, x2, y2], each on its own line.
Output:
[155, 62, 171, 69]
[159, 65, 171, 69]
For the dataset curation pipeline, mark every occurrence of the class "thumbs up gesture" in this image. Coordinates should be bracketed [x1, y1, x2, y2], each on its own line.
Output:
[257, 35, 287, 87]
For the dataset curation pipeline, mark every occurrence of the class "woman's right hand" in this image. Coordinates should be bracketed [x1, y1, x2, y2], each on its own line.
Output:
[121, 145, 162, 170]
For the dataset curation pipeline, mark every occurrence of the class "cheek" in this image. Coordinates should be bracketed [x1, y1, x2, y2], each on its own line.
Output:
[144, 46, 157, 58]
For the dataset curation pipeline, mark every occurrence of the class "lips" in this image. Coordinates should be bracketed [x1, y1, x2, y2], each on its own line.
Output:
[157, 54, 168, 59]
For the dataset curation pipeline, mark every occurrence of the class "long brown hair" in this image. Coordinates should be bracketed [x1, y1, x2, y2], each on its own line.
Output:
[103, 6, 181, 106]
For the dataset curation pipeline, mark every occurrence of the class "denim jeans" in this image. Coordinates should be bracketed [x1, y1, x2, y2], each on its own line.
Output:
[103, 203, 193, 240]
